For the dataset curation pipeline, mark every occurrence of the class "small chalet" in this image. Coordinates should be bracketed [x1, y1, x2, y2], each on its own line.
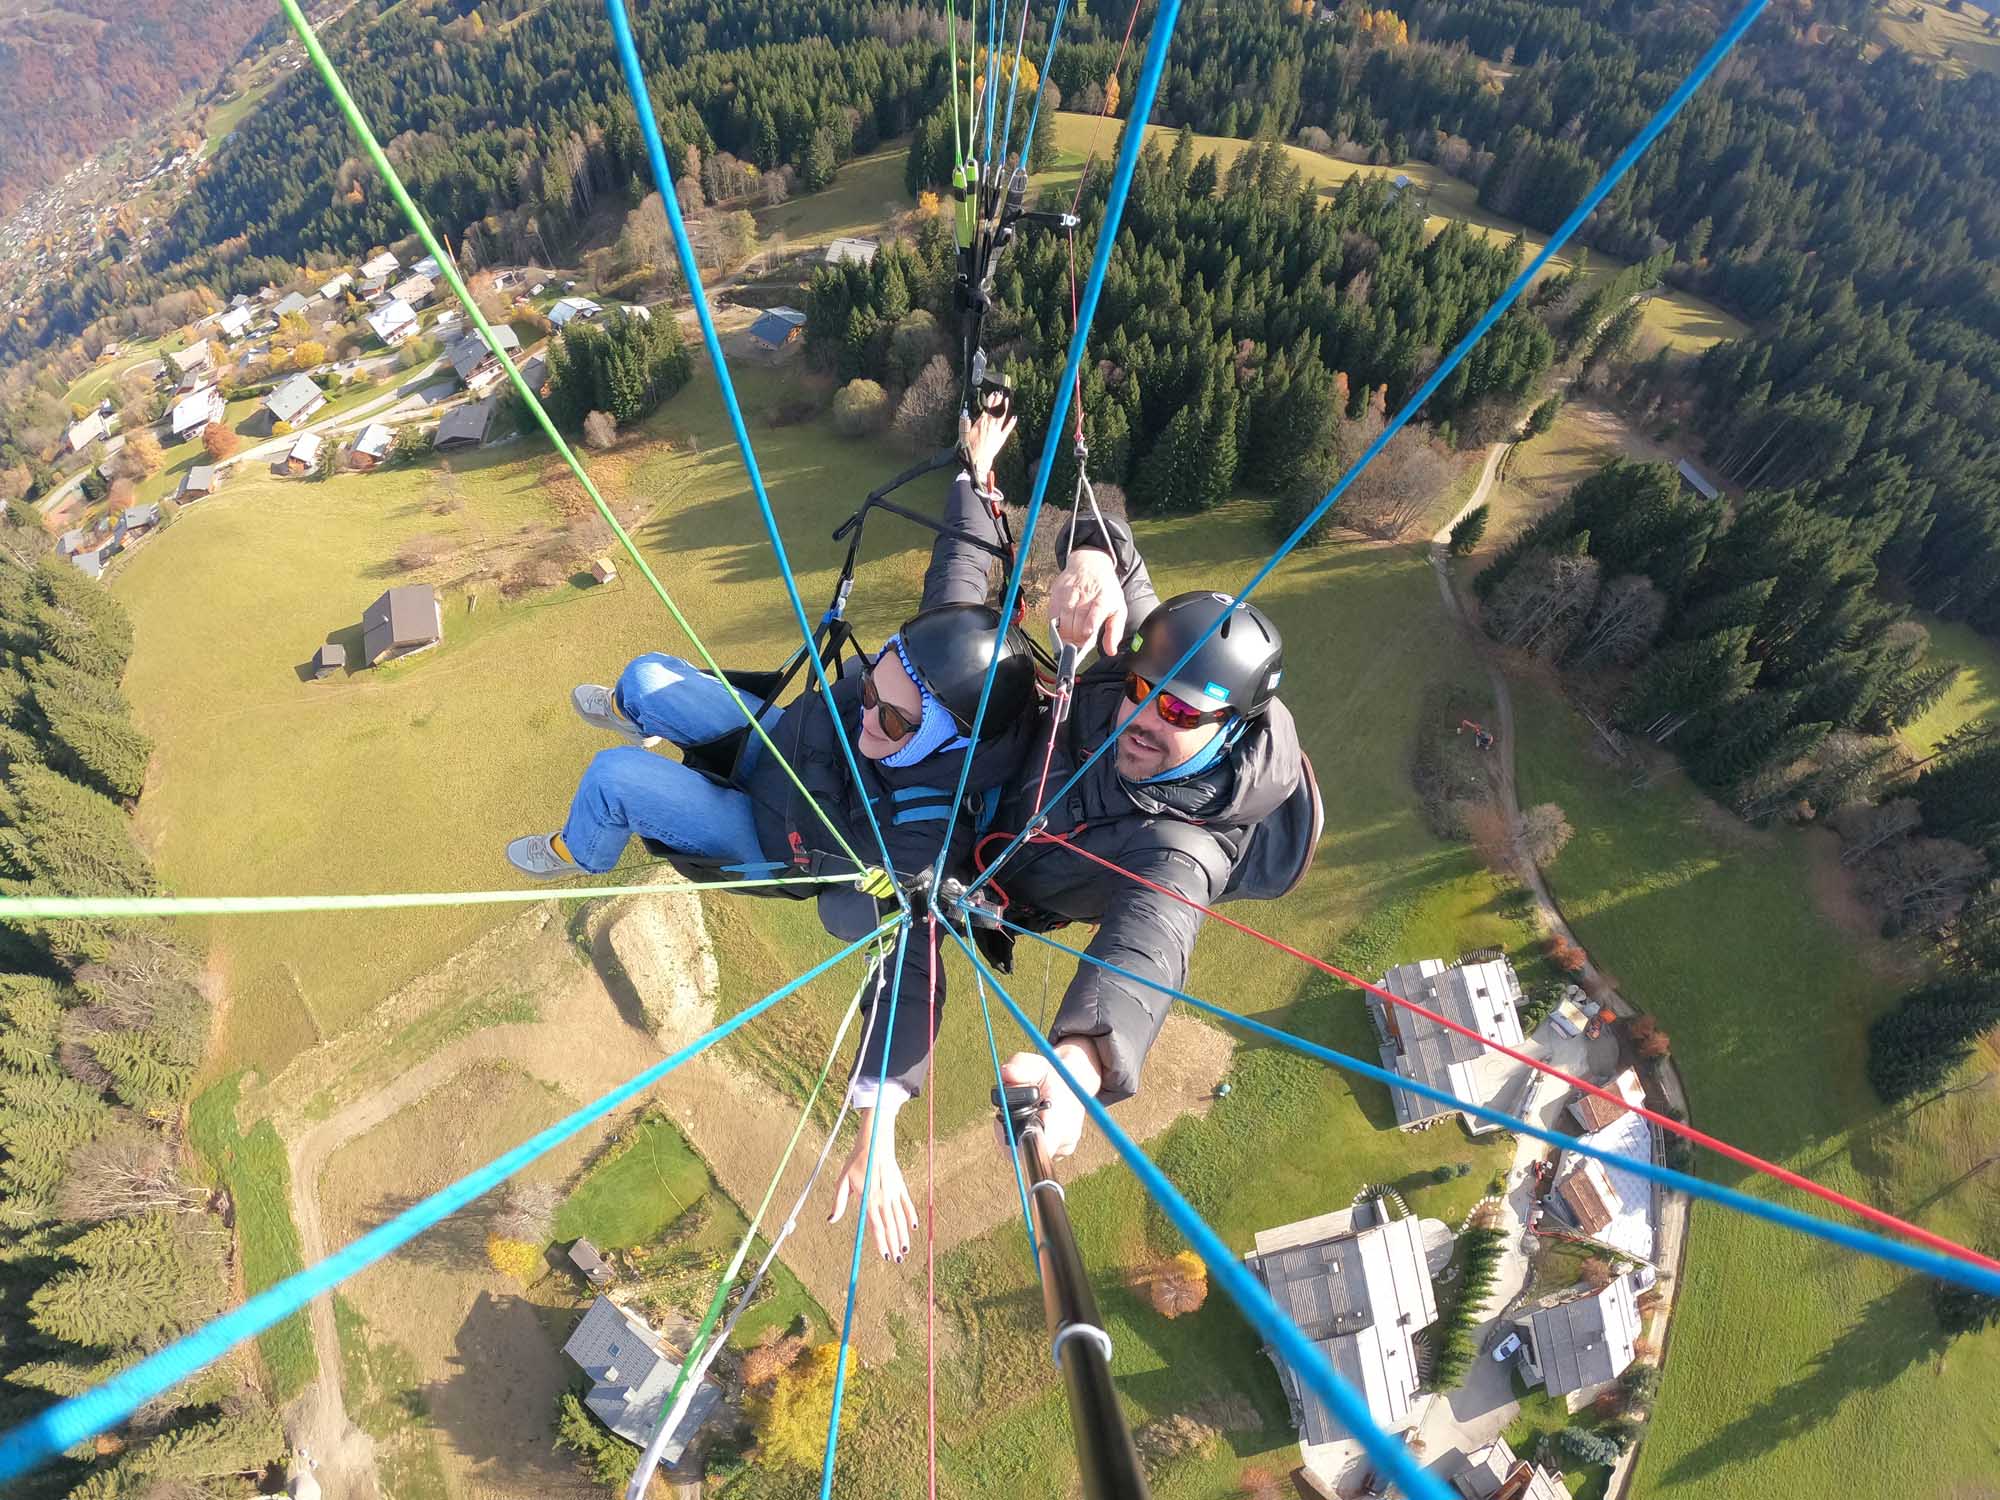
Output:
[549, 295, 601, 329]
[448, 326, 521, 394]
[312, 642, 346, 679]
[1567, 1069, 1647, 1134]
[358, 274, 391, 302]
[413, 254, 443, 280]
[825, 236, 879, 266]
[590, 557, 618, 584]
[350, 423, 395, 469]
[72, 544, 111, 580]
[266, 373, 328, 428]
[568, 1238, 613, 1288]
[168, 343, 213, 385]
[118, 503, 161, 542]
[434, 397, 496, 451]
[367, 299, 420, 348]
[388, 272, 435, 308]
[517, 352, 548, 395]
[180, 464, 220, 500]
[361, 584, 444, 666]
[285, 432, 324, 474]
[562, 1297, 722, 1466]
[749, 306, 807, 353]
[1511, 1272, 1643, 1400]
[170, 385, 226, 440]
[1369, 955, 1529, 1133]
[218, 305, 254, 341]
[65, 413, 106, 453]
[274, 290, 311, 318]
[319, 272, 355, 300]
[360, 250, 401, 280]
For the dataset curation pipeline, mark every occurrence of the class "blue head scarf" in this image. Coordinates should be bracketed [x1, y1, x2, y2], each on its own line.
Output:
[877, 634, 972, 768]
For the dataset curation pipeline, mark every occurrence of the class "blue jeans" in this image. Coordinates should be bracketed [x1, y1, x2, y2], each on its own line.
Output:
[561, 654, 777, 874]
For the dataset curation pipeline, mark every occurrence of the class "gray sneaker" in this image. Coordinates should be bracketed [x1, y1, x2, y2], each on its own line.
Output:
[507, 833, 576, 879]
[571, 683, 657, 745]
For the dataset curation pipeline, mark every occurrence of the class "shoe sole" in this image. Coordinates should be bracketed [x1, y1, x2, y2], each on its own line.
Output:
[571, 690, 659, 746]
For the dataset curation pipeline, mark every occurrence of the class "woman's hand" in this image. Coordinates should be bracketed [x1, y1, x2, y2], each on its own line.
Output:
[963, 409, 1018, 491]
[827, 1105, 918, 1262]
[993, 1039, 1104, 1162]
[1048, 548, 1127, 659]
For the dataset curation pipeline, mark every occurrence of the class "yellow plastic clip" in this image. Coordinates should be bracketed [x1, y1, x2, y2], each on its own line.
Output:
[856, 867, 898, 901]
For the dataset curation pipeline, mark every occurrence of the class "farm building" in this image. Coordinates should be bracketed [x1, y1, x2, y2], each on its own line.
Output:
[266, 373, 328, 428]
[749, 306, 808, 353]
[360, 584, 444, 666]
[170, 385, 226, 439]
[350, 423, 396, 468]
[825, 236, 879, 266]
[550, 295, 602, 329]
[1510, 1272, 1644, 1400]
[562, 1297, 722, 1466]
[1368, 954, 1528, 1133]
[367, 299, 420, 347]
[434, 398, 496, 451]
[285, 433, 324, 474]
[180, 464, 220, 500]
[312, 643, 346, 679]
[360, 250, 400, 280]
[568, 1238, 613, 1288]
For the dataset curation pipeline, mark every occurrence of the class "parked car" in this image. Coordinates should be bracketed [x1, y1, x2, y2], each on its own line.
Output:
[1492, 1333, 1523, 1363]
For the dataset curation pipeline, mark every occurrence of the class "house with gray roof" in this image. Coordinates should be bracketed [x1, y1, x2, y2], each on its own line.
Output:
[218, 305, 254, 341]
[1369, 955, 1528, 1134]
[58, 528, 86, 556]
[361, 584, 443, 666]
[169, 384, 226, 439]
[266, 373, 328, 428]
[274, 290, 311, 318]
[389, 272, 435, 308]
[1246, 1198, 1444, 1484]
[434, 397, 496, 451]
[1453, 1438, 1566, 1500]
[562, 1296, 721, 1466]
[65, 412, 106, 453]
[180, 464, 220, 500]
[1512, 1272, 1642, 1400]
[367, 299, 420, 348]
[360, 250, 400, 281]
[168, 343, 213, 382]
[448, 326, 521, 394]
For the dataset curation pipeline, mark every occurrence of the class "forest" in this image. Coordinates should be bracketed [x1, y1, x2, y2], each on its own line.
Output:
[0, 520, 269, 1500]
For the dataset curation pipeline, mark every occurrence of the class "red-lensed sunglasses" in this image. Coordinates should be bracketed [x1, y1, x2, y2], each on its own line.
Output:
[860, 662, 919, 741]
[1124, 672, 1233, 730]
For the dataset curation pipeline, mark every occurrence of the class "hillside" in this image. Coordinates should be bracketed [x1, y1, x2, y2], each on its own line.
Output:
[0, 0, 269, 216]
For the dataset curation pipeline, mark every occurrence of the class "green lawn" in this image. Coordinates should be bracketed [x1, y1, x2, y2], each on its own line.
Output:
[1502, 1377, 1611, 1498]
[187, 1073, 316, 1399]
[1512, 678, 2000, 1500]
[752, 141, 913, 249]
[62, 333, 182, 414]
[1900, 613, 2000, 753]
[552, 1113, 825, 1347]
[204, 76, 281, 155]
[1040, 113, 1747, 354]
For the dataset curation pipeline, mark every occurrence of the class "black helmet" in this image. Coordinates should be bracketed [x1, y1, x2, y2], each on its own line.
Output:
[1127, 592, 1284, 718]
[896, 603, 1035, 737]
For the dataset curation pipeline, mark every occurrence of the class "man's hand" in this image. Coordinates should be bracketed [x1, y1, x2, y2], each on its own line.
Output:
[993, 1039, 1105, 1162]
[963, 409, 1017, 492]
[1048, 548, 1127, 660]
[828, 1106, 917, 1261]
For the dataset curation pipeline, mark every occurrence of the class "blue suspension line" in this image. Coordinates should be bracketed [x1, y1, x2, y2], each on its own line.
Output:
[604, 0, 903, 893]
[1021, 0, 1075, 170]
[941, 925, 1456, 1500]
[1000, 919, 2000, 1298]
[968, 0, 1775, 895]
[0, 922, 900, 1485]
[974, 964, 1042, 1272]
[819, 922, 915, 1497]
[931, 0, 1185, 891]
[999, 0, 1034, 164]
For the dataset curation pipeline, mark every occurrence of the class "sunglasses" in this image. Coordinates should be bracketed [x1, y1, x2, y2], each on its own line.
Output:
[1124, 673, 1234, 731]
[861, 663, 919, 741]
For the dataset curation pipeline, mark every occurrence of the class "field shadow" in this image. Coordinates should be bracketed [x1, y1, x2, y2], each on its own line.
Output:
[588, 924, 653, 1036]
[294, 621, 366, 683]
[1659, 1278, 1949, 1487]
[368, 1191, 491, 1272]
[422, 1289, 582, 1483]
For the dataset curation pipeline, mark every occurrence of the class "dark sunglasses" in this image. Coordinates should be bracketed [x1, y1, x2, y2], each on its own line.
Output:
[861, 663, 919, 741]
[1124, 673, 1234, 731]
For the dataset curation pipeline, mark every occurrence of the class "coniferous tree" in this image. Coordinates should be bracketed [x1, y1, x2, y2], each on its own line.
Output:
[1867, 974, 2000, 1103]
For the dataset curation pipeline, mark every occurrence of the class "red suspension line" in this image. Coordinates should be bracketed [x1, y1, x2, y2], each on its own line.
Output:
[1026, 829, 2000, 1272]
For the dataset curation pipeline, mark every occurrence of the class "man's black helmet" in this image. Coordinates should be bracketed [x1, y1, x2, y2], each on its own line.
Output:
[1127, 592, 1284, 718]
[897, 603, 1035, 736]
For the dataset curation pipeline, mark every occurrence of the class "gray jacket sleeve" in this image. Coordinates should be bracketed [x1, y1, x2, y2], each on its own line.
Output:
[1051, 509, 1160, 641]
[921, 472, 1004, 610]
[1047, 844, 1214, 1104]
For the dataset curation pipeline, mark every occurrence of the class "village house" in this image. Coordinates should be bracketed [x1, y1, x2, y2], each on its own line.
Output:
[434, 397, 496, 451]
[448, 326, 521, 395]
[749, 306, 807, 354]
[1369, 955, 1529, 1133]
[274, 290, 311, 319]
[266, 373, 328, 428]
[360, 250, 400, 281]
[117, 503, 161, 544]
[170, 385, 227, 440]
[1549, 1105, 1657, 1261]
[413, 253, 442, 280]
[825, 236, 879, 266]
[349, 423, 395, 469]
[218, 305, 254, 341]
[367, 299, 420, 348]
[549, 295, 602, 329]
[65, 412, 106, 454]
[167, 343, 213, 388]
[1567, 1068, 1647, 1134]
[1246, 1198, 1450, 1493]
[388, 272, 435, 308]
[285, 432, 324, 474]
[1510, 1272, 1644, 1402]
[319, 271, 355, 301]
[561, 1296, 721, 1469]
[179, 464, 221, 501]
[360, 584, 444, 665]
[358, 274, 391, 302]
[1452, 1438, 1567, 1500]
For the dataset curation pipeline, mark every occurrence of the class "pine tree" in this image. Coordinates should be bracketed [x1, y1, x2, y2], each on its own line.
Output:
[29, 1213, 224, 1351]
[0, 1066, 110, 1207]
[125, 1400, 285, 1481]
[1916, 738, 2000, 855]
[1448, 504, 1489, 555]
[1866, 974, 2000, 1103]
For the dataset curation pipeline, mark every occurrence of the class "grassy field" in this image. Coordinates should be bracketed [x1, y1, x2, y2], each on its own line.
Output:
[1873, 0, 2000, 77]
[187, 1073, 316, 1399]
[1900, 614, 2000, 753]
[1512, 678, 2000, 1500]
[61, 333, 183, 414]
[1470, 400, 1674, 571]
[333, 1295, 450, 1500]
[1039, 113, 1748, 354]
[753, 142, 913, 249]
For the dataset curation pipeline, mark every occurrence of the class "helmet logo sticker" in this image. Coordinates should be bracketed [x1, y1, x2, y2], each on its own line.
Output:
[1206, 681, 1231, 703]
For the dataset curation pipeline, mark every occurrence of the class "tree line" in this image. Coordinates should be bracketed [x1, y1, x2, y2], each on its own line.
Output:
[0, 545, 276, 1499]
